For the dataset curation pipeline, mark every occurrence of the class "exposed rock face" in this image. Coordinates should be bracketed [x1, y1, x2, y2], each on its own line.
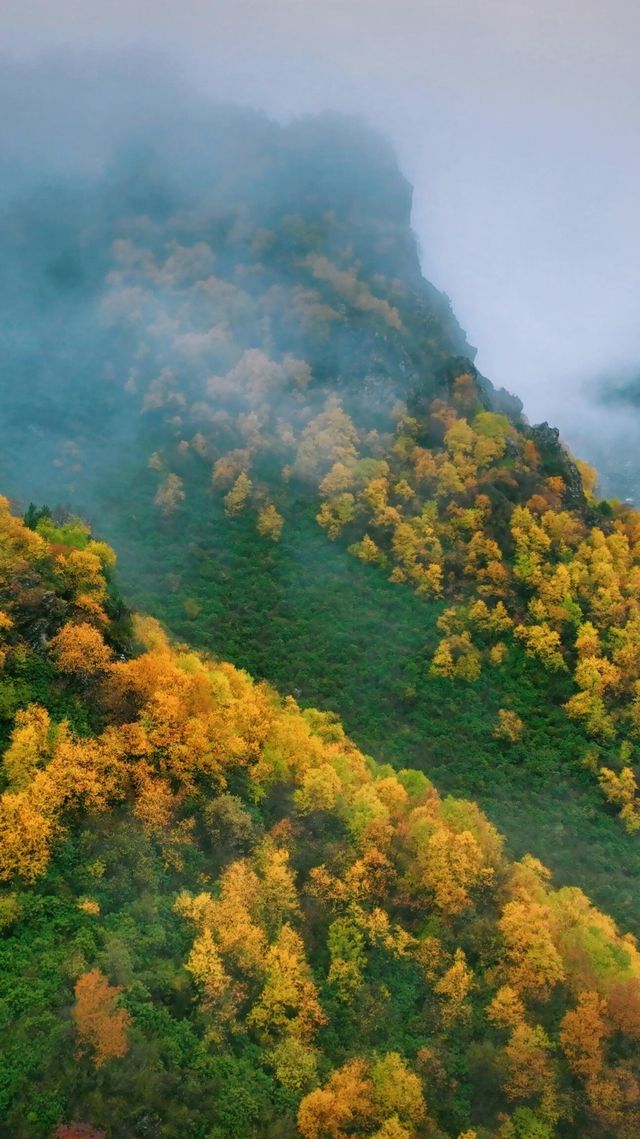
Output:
[530, 422, 586, 509]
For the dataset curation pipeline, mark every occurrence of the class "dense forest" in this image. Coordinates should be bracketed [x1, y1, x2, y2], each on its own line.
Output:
[2, 495, 640, 1139]
[3, 78, 640, 1136]
[3, 98, 640, 922]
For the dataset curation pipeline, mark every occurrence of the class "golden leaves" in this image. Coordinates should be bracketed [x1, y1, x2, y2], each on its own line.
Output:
[73, 968, 131, 1067]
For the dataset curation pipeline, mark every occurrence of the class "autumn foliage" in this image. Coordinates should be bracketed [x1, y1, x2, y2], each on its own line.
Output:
[5, 105, 640, 1139]
[72, 968, 131, 1067]
[53, 1124, 105, 1138]
[2, 497, 640, 1138]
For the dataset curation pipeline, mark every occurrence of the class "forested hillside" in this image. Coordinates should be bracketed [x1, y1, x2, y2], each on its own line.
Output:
[2, 495, 640, 1139]
[2, 101, 640, 936]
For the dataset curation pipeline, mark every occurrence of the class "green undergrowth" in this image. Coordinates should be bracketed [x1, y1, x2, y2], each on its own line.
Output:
[102, 453, 640, 934]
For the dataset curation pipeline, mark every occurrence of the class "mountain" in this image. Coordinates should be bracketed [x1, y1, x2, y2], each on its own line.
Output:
[2, 494, 640, 1139]
[2, 93, 640, 935]
[4, 67, 640, 1135]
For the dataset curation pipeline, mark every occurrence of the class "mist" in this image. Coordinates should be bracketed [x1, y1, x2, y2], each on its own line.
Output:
[3, 2, 640, 442]
[6, 23, 640, 1129]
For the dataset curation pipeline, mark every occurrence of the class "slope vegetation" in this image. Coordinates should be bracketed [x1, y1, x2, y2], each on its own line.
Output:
[1, 104, 640, 931]
[2, 497, 640, 1139]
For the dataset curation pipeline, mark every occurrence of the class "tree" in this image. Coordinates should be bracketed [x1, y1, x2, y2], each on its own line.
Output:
[319, 462, 356, 496]
[445, 418, 475, 458]
[257, 503, 284, 540]
[435, 948, 473, 1024]
[327, 915, 367, 1001]
[56, 546, 110, 605]
[248, 924, 326, 1044]
[504, 1023, 557, 1119]
[371, 1118, 412, 1139]
[514, 624, 566, 673]
[317, 494, 356, 539]
[564, 690, 616, 742]
[390, 513, 443, 597]
[371, 1052, 427, 1126]
[154, 472, 185, 517]
[430, 633, 481, 681]
[494, 710, 524, 743]
[204, 793, 258, 861]
[598, 766, 640, 831]
[511, 507, 552, 587]
[607, 976, 640, 1039]
[256, 846, 301, 937]
[295, 396, 359, 480]
[294, 764, 342, 814]
[212, 449, 251, 487]
[297, 1054, 426, 1139]
[72, 968, 131, 1067]
[270, 1035, 318, 1092]
[469, 599, 512, 634]
[0, 786, 58, 881]
[53, 1126, 105, 1139]
[50, 622, 112, 678]
[224, 472, 252, 515]
[560, 991, 608, 1084]
[349, 534, 383, 565]
[415, 825, 492, 915]
[176, 879, 267, 982]
[487, 985, 526, 1030]
[2, 704, 51, 789]
[185, 926, 233, 1015]
[499, 899, 564, 999]
[297, 1059, 376, 1138]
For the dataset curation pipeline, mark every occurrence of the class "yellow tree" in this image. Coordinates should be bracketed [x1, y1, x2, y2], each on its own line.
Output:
[486, 985, 526, 1030]
[185, 927, 231, 1009]
[598, 766, 640, 832]
[297, 1059, 376, 1138]
[316, 494, 356, 540]
[294, 396, 359, 480]
[2, 705, 51, 790]
[560, 990, 608, 1084]
[504, 1022, 558, 1120]
[514, 624, 566, 673]
[319, 462, 356, 497]
[256, 845, 301, 937]
[73, 968, 131, 1067]
[494, 710, 524, 743]
[257, 503, 284, 541]
[248, 924, 326, 1044]
[499, 898, 565, 999]
[371, 1052, 427, 1128]
[435, 948, 474, 1025]
[414, 825, 493, 915]
[294, 764, 342, 814]
[511, 506, 552, 587]
[430, 633, 481, 682]
[349, 534, 383, 565]
[224, 472, 252, 515]
[50, 622, 112, 679]
[0, 785, 58, 881]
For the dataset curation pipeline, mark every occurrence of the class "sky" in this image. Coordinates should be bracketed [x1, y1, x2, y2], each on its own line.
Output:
[2, 0, 640, 429]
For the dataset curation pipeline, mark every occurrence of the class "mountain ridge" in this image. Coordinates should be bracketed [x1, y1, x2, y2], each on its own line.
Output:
[1, 97, 640, 933]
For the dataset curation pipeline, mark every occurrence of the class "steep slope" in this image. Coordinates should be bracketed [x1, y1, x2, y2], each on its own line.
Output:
[2, 495, 640, 1139]
[2, 101, 640, 932]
